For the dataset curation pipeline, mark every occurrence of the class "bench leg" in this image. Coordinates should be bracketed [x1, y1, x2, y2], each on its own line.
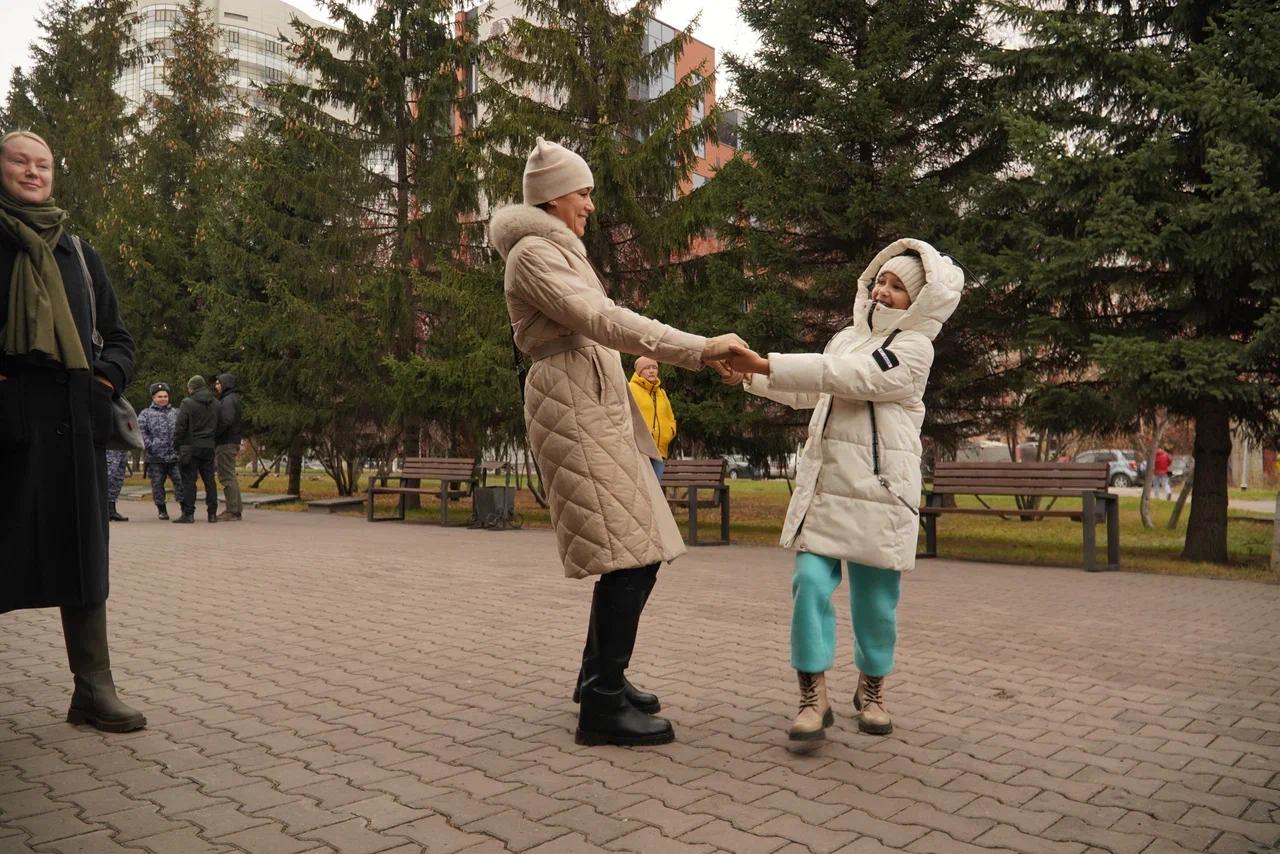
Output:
[1082, 491, 1098, 571]
[1106, 496, 1120, 569]
[440, 486, 449, 526]
[922, 514, 937, 558]
[692, 487, 702, 546]
[721, 487, 730, 544]
[396, 492, 406, 522]
[367, 490, 374, 522]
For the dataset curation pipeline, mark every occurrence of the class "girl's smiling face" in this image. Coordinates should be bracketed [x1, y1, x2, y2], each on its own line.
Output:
[871, 270, 912, 310]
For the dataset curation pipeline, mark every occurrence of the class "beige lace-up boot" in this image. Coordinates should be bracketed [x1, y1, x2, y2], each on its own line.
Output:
[787, 671, 833, 752]
[854, 672, 892, 735]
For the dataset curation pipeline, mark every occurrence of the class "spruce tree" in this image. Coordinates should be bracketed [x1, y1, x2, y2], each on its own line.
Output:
[2, 0, 136, 236]
[712, 0, 1021, 455]
[100, 0, 236, 396]
[481, 0, 721, 297]
[998, 0, 1280, 563]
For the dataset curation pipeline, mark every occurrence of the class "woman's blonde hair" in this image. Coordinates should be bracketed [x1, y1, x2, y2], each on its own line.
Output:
[0, 130, 54, 156]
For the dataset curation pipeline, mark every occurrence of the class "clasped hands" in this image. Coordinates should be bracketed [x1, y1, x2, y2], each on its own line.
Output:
[700, 334, 770, 384]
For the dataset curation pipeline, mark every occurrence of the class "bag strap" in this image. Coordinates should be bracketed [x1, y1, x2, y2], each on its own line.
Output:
[70, 235, 105, 358]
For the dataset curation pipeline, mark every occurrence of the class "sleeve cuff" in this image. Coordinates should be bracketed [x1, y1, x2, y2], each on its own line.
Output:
[94, 360, 126, 394]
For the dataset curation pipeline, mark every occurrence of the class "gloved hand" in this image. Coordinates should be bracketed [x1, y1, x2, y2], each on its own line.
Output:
[701, 333, 749, 363]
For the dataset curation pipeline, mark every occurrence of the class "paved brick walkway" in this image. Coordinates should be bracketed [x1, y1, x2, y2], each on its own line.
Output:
[3, 509, 1278, 853]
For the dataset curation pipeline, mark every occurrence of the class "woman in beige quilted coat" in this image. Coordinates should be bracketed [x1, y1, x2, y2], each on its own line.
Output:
[489, 138, 744, 747]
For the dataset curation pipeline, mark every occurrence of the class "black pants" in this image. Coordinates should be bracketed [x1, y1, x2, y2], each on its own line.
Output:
[178, 447, 217, 516]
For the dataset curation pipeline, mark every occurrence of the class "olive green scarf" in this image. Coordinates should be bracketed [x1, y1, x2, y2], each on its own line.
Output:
[0, 186, 89, 370]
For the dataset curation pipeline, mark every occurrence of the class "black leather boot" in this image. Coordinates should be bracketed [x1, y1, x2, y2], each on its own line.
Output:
[61, 604, 146, 733]
[172, 513, 194, 523]
[207, 509, 217, 523]
[575, 566, 674, 747]
[108, 502, 128, 522]
[573, 564, 660, 713]
[157, 504, 169, 520]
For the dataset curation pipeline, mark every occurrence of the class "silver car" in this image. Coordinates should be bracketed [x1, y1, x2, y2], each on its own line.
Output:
[1074, 449, 1144, 488]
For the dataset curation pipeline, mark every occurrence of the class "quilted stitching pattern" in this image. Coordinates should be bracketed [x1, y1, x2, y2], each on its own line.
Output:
[492, 204, 696, 579]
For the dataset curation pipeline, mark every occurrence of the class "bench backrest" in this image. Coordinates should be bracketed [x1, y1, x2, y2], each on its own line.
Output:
[399, 457, 478, 481]
[661, 458, 727, 486]
[931, 462, 1110, 496]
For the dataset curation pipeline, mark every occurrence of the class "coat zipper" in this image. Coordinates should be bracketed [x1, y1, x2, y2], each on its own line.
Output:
[867, 329, 919, 517]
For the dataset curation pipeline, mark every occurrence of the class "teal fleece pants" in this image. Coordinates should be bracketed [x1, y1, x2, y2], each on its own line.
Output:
[791, 552, 901, 677]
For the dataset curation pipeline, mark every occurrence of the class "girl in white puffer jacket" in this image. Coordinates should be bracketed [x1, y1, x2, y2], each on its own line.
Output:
[723, 239, 963, 751]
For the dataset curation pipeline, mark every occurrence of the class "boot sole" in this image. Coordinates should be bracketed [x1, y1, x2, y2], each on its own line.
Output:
[67, 708, 147, 733]
[857, 719, 893, 735]
[574, 727, 674, 746]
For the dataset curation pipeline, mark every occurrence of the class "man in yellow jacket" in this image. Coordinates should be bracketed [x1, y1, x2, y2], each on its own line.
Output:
[629, 357, 676, 478]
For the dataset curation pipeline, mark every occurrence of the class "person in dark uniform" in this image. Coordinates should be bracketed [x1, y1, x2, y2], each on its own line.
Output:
[137, 382, 181, 519]
[0, 130, 145, 732]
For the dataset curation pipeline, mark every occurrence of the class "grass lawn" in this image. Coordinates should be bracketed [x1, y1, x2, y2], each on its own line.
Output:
[128, 472, 1277, 582]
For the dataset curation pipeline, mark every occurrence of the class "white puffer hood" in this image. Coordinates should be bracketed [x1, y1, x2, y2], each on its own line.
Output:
[852, 238, 964, 342]
[489, 204, 584, 261]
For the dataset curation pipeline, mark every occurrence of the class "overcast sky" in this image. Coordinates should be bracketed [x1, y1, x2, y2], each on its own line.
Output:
[0, 0, 759, 106]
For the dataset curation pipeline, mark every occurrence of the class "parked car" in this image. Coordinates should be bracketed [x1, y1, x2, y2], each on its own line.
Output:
[1074, 449, 1144, 487]
[723, 455, 764, 480]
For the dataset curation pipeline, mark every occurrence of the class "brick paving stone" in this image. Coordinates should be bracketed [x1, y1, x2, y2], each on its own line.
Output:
[31, 830, 134, 853]
[685, 792, 784, 831]
[616, 797, 713, 837]
[678, 818, 789, 854]
[1178, 805, 1280, 846]
[604, 826, 715, 853]
[750, 814, 857, 853]
[122, 826, 228, 854]
[825, 807, 930, 848]
[464, 808, 569, 851]
[974, 824, 1088, 854]
[251, 797, 351, 834]
[7, 808, 98, 845]
[1043, 815, 1156, 854]
[216, 821, 315, 853]
[95, 803, 198, 843]
[907, 829, 1019, 854]
[892, 801, 995, 842]
[541, 803, 638, 845]
[297, 816, 403, 854]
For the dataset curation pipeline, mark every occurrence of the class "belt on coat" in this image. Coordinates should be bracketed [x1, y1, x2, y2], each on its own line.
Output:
[525, 334, 593, 361]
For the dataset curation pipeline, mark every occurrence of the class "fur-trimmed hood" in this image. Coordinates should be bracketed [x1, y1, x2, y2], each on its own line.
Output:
[489, 204, 585, 261]
[852, 238, 964, 342]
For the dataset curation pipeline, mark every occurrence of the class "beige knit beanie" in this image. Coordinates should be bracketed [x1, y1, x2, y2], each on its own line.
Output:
[878, 255, 927, 303]
[522, 137, 594, 206]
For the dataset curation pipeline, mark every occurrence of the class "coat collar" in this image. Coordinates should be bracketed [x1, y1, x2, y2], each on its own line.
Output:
[489, 204, 586, 261]
[630, 373, 662, 392]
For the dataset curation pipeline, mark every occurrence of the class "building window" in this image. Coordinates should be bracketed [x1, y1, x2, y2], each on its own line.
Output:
[155, 8, 176, 22]
[262, 66, 283, 83]
[224, 12, 248, 21]
[224, 29, 239, 44]
[264, 39, 283, 55]
[692, 173, 707, 190]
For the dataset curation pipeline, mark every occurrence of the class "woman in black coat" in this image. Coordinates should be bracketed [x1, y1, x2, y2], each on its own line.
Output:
[0, 130, 145, 732]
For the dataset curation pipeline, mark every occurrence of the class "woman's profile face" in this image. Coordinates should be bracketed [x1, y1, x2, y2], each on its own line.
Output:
[547, 187, 594, 236]
[1, 135, 55, 204]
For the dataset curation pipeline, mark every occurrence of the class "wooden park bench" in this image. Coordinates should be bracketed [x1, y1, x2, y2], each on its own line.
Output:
[919, 462, 1119, 571]
[661, 459, 730, 546]
[367, 457, 478, 525]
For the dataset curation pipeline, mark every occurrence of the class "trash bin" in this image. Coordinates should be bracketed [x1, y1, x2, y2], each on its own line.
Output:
[474, 485, 517, 527]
